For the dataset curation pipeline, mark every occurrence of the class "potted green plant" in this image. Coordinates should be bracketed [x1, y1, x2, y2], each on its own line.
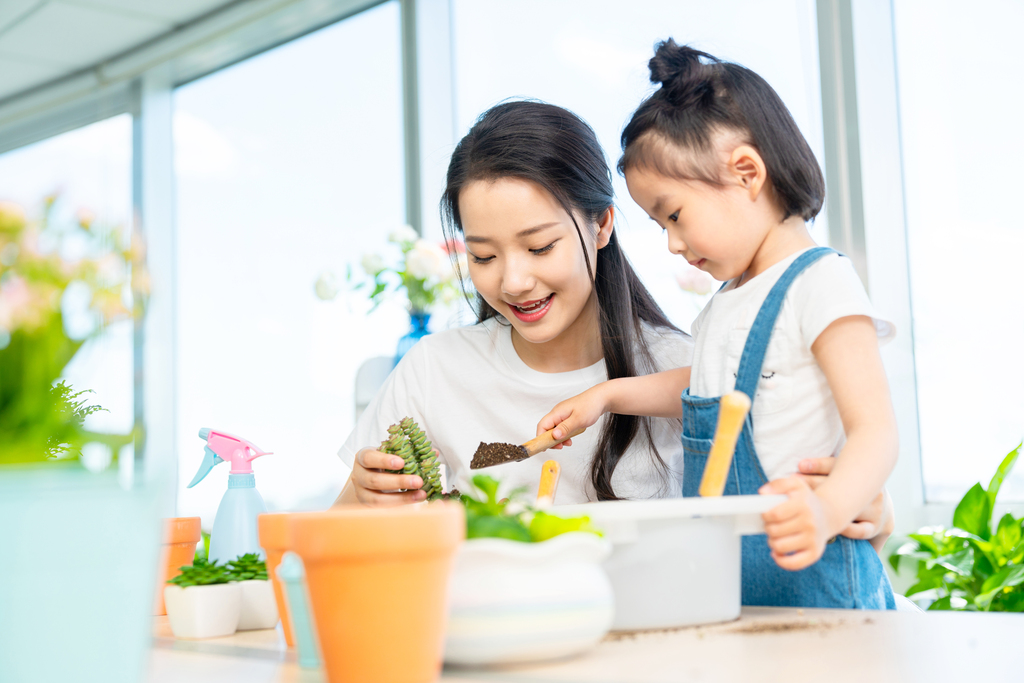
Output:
[164, 558, 242, 638]
[228, 553, 279, 630]
[0, 199, 159, 683]
[445, 474, 613, 666]
[890, 443, 1024, 611]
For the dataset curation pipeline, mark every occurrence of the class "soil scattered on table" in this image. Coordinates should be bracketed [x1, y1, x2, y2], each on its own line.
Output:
[470, 441, 528, 469]
[727, 619, 841, 635]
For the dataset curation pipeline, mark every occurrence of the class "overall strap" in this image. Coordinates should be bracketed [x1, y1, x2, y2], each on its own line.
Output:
[733, 247, 837, 401]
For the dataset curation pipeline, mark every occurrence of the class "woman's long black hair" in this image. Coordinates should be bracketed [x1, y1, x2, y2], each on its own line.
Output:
[441, 100, 683, 501]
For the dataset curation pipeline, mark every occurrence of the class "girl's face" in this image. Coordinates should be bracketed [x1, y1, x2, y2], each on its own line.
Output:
[624, 162, 771, 283]
[459, 177, 611, 353]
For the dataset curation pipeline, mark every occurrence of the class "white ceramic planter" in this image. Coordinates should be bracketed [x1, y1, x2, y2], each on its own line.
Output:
[164, 582, 242, 638]
[557, 495, 786, 631]
[237, 579, 279, 630]
[445, 532, 613, 666]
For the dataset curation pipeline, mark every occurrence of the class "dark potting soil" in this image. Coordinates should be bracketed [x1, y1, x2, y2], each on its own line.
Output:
[470, 442, 528, 469]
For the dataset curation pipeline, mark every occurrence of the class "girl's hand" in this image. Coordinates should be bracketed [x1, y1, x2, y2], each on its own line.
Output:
[759, 476, 834, 571]
[334, 447, 428, 507]
[537, 386, 610, 449]
[797, 457, 894, 551]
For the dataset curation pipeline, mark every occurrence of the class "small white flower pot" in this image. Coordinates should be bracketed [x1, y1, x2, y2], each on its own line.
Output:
[237, 579, 279, 631]
[445, 532, 614, 666]
[164, 583, 241, 639]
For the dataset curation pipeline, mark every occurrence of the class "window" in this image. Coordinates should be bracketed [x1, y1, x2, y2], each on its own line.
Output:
[0, 115, 134, 466]
[174, 1, 406, 517]
[452, 0, 827, 334]
[894, 0, 1024, 502]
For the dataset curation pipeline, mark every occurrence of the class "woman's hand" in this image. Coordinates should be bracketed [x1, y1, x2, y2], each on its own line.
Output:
[797, 457, 894, 553]
[333, 447, 427, 507]
[537, 385, 610, 449]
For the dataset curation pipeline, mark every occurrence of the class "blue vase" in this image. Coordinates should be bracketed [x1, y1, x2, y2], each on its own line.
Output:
[395, 311, 431, 366]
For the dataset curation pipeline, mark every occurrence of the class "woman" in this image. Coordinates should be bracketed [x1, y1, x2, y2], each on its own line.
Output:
[333, 101, 892, 547]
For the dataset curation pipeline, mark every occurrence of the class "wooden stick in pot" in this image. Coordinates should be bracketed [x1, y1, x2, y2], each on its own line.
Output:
[536, 460, 561, 507]
[698, 390, 753, 497]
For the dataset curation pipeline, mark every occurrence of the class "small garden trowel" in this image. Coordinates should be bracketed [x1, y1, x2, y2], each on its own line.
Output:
[470, 427, 585, 469]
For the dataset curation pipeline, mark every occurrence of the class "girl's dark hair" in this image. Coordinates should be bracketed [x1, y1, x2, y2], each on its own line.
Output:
[441, 100, 682, 501]
[619, 40, 825, 222]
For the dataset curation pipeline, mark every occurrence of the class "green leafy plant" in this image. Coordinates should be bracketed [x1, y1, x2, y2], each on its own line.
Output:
[462, 474, 601, 543]
[167, 558, 233, 588]
[227, 553, 268, 581]
[890, 443, 1024, 611]
[0, 199, 147, 464]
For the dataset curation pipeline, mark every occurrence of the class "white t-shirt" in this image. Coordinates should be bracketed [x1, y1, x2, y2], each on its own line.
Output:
[690, 249, 895, 481]
[339, 317, 693, 504]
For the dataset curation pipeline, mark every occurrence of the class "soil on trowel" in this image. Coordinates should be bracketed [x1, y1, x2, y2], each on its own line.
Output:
[470, 442, 528, 469]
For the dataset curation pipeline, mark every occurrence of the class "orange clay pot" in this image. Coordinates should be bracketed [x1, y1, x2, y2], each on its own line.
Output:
[154, 517, 202, 615]
[257, 512, 294, 646]
[289, 503, 464, 683]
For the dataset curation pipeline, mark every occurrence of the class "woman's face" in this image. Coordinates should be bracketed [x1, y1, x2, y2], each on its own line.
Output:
[459, 177, 610, 349]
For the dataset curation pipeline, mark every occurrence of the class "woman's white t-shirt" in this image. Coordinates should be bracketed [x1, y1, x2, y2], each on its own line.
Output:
[690, 249, 895, 481]
[339, 317, 693, 504]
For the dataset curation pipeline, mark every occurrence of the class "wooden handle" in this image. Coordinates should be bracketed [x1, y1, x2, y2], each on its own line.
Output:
[537, 460, 561, 507]
[699, 391, 752, 497]
[522, 427, 586, 457]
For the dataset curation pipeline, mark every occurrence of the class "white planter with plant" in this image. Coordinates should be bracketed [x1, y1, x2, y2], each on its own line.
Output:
[164, 559, 242, 639]
[444, 475, 614, 666]
[230, 553, 279, 630]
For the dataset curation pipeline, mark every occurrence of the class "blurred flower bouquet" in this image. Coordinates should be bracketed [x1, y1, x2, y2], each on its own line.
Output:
[316, 225, 470, 314]
[0, 198, 147, 465]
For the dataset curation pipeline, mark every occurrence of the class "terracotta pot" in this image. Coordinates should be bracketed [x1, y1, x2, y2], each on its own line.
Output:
[155, 517, 202, 615]
[257, 512, 293, 644]
[289, 503, 464, 683]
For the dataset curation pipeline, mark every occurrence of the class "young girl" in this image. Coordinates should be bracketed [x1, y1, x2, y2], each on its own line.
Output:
[539, 41, 898, 609]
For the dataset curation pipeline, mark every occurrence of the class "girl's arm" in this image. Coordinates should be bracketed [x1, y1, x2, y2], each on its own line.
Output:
[538, 367, 691, 445]
[760, 315, 899, 570]
[797, 458, 895, 555]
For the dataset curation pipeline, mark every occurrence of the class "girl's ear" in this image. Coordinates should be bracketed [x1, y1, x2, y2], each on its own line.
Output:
[595, 206, 614, 250]
[728, 145, 768, 202]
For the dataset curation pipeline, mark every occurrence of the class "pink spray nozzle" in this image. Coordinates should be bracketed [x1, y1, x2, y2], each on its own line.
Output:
[205, 429, 272, 474]
[188, 428, 273, 488]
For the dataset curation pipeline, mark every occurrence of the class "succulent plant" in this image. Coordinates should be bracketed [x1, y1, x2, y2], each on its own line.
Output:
[168, 557, 233, 587]
[380, 417, 448, 500]
[227, 553, 268, 581]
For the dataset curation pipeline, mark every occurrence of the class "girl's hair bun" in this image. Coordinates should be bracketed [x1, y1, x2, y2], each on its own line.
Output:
[648, 39, 716, 88]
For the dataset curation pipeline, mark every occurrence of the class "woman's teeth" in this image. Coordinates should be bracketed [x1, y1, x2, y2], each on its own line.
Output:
[512, 296, 551, 312]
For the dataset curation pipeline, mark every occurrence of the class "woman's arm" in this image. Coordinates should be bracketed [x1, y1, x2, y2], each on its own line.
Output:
[538, 367, 691, 446]
[761, 315, 899, 570]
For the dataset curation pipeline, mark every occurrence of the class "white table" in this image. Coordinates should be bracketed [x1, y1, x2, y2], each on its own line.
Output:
[150, 607, 1020, 683]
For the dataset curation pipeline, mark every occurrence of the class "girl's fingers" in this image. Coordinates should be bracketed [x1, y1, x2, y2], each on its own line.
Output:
[766, 531, 813, 556]
[761, 496, 804, 525]
[772, 548, 819, 572]
[763, 516, 807, 539]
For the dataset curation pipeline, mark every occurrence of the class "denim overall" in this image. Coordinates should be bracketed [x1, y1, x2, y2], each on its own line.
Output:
[681, 247, 895, 609]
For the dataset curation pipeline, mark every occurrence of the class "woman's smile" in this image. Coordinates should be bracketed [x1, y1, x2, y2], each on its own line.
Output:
[506, 293, 555, 322]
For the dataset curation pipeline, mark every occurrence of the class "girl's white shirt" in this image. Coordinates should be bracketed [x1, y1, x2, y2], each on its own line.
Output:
[690, 248, 895, 481]
[339, 317, 693, 504]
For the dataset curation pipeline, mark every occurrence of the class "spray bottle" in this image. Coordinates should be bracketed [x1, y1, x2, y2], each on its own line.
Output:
[188, 428, 273, 563]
